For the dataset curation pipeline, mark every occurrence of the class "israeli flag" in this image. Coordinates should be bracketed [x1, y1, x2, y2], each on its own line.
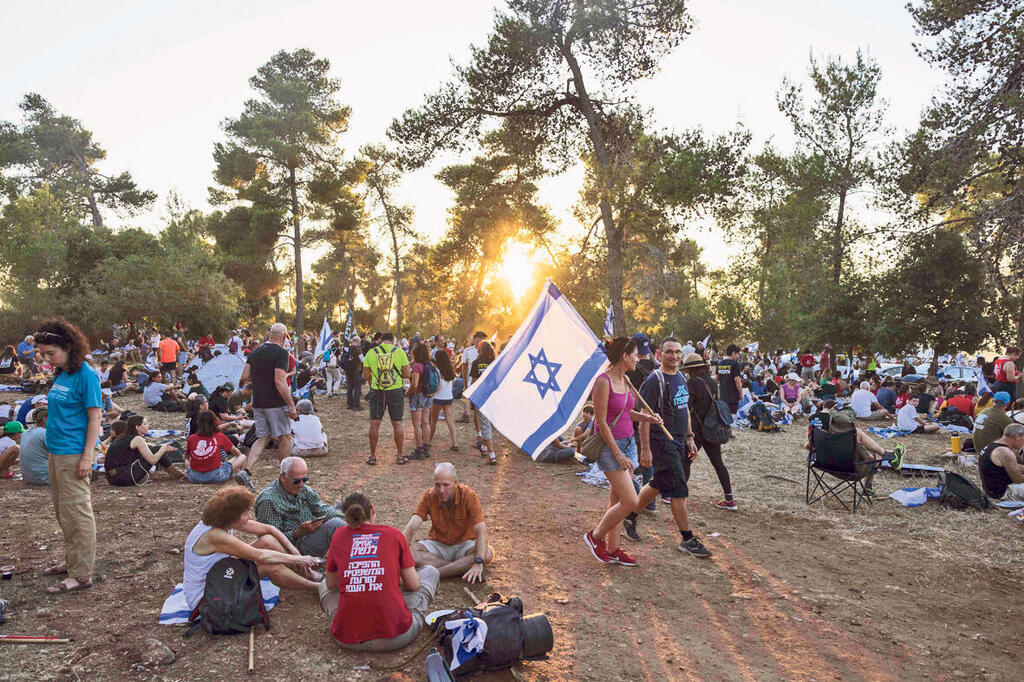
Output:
[316, 316, 333, 358]
[603, 302, 614, 336]
[466, 280, 608, 460]
[343, 309, 353, 339]
[701, 333, 711, 348]
[973, 366, 990, 394]
[745, 341, 759, 353]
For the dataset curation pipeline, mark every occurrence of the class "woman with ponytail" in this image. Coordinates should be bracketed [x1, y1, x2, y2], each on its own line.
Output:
[320, 491, 440, 651]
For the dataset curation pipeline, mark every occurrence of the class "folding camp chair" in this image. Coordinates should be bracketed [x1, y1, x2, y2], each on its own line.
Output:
[805, 427, 883, 512]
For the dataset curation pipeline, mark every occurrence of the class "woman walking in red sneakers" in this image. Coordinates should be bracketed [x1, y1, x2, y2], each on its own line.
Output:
[583, 337, 663, 566]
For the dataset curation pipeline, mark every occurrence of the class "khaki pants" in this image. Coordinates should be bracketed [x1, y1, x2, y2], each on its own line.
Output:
[48, 454, 96, 577]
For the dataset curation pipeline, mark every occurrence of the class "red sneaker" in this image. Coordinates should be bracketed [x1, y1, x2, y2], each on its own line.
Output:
[610, 548, 638, 567]
[715, 499, 739, 511]
[583, 531, 613, 564]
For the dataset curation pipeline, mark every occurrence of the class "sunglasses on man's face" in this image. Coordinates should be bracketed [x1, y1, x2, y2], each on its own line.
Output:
[291, 476, 309, 485]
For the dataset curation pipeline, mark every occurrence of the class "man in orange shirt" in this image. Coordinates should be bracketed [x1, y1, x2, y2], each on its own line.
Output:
[402, 462, 493, 583]
[157, 332, 181, 381]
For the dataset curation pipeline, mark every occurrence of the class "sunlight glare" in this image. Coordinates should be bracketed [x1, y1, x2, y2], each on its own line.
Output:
[500, 241, 534, 300]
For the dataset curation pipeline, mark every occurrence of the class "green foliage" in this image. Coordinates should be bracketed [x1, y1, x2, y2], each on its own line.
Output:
[0, 93, 155, 226]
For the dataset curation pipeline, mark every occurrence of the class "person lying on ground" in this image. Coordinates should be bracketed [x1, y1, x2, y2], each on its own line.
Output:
[973, 391, 1013, 452]
[0, 420, 23, 479]
[104, 415, 186, 486]
[291, 399, 328, 458]
[851, 381, 892, 421]
[320, 491, 440, 652]
[186, 409, 252, 489]
[182, 486, 321, 613]
[402, 462, 493, 583]
[142, 372, 186, 411]
[254, 456, 345, 558]
[819, 411, 905, 496]
[897, 396, 941, 434]
[979, 423, 1024, 502]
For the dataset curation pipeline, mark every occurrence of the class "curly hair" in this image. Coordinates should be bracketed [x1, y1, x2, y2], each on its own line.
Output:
[202, 486, 255, 529]
[34, 317, 90, 376]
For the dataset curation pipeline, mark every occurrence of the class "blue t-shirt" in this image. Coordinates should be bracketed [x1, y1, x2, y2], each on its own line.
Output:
[17, 341, 34, 359]
[16, 398, 36, 426]
[45, 363, 102, 455]
[876, 387, 896, 412]
[638, 369, 690, 441]
[19, 427, 49, 484]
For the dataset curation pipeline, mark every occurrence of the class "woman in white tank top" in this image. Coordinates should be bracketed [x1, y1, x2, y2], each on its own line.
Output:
[183, 487, 322, 610]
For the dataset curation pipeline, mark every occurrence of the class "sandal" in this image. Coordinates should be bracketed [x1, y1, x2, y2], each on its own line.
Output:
[488, 454, 497, 465]
[450, 445, 460, 452]
[395, 456, 409, 465]
[43, 563, 68, 576]
[46, 576, 93, 594]
[365, 455, 377, 466]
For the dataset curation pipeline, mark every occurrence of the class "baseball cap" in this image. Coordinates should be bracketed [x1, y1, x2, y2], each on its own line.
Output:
[31, 395, 47, 405]
[631, 333, 651, 356]
[993, 391, 1011, 405]
[3, 421, 25, 434]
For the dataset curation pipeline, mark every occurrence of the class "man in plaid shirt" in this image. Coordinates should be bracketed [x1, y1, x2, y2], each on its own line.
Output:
[255, 456, 345, 557]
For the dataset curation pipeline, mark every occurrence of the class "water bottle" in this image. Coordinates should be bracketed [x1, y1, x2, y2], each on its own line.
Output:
[951, 435, 961, 454]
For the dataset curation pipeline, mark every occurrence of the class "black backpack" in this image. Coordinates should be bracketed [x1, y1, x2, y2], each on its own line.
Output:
[936, 406, 973, 430]
[748, 401, 779, 432]
[937, 471, 991, 511]
[697, 379, 733, 444]
[186, 557, 270, 636]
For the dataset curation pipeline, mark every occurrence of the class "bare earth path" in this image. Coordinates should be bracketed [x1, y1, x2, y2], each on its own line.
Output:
[1, 391, 1019, 681]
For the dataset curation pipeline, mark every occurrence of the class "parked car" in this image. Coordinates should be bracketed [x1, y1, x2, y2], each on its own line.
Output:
[915, 364, 979, 382]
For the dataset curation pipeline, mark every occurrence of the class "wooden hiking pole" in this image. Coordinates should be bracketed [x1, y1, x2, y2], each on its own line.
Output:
[0, 635, 73, 644]
[247, 629, 254, 674]
[623, 375, 674, 441]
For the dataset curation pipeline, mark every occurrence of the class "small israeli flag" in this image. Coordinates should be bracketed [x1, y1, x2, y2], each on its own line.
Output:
[466, 280, 608, 460]
[603, 302, 614, 337]
[701, 333, 711, 348]
[343, 309, 353, 339]
[973, 366, 990, 394]
[316, 316, 333, 358]
[745, 341, 759, 353]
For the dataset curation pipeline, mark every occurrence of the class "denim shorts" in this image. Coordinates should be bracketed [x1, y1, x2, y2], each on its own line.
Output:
[187, 462, 234, 484]
[409, 393, 433, 411]
[432, 398, 453, 406]
[596, 435, 638, 473]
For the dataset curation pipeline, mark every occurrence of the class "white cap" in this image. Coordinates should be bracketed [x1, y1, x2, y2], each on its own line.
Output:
[787, 373, 800, 382]
[269, 323, 287, 336]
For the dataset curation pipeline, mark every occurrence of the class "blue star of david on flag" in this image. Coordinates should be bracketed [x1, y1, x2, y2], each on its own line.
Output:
[523, 348, 562, 398]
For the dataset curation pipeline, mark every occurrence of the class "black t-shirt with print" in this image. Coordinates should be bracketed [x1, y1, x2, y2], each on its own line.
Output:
[716, 358, 741, 404]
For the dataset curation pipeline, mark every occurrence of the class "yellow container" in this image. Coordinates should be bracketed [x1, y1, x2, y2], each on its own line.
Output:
[951, 435, 961, 454]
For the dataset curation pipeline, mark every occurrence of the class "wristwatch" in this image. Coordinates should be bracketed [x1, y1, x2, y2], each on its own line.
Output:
[474, 557, 484, 565]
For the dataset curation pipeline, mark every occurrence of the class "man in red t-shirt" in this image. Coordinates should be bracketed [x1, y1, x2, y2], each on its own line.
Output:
[799, 348, 815, 382]
[321, 493, 440, 651]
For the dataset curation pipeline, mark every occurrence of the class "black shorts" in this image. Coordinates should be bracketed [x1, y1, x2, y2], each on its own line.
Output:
[368, 388, 404, 422]
[161, 361, 177, 372]
[649, 439, 688, 499]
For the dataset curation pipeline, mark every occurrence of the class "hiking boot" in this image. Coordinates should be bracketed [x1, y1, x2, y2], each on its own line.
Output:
[715, 499, 739, 512]
[679, 536, 712, 558]
[234, 470, 257, 493]
[610, 548, 638, 567]
[889, 443, 906, 471]
[583, 531, 613, 564]
[623, 517, 641, 542]
[408, 447, 425, 461]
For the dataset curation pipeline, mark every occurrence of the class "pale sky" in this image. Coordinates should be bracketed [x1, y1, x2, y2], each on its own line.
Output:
[1, 0, 942, 270]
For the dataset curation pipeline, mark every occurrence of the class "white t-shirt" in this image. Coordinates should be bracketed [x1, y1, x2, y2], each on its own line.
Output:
[143, 381, 169, 407]
[0, 404, 11, 420]
[462, 347, 478, 387]
[292, 414, 326, 450]
[850, 389, 876, 418]
[434, 377, 454, 401]
[0, 435, 16, 452]
[896, 404, 921, 431]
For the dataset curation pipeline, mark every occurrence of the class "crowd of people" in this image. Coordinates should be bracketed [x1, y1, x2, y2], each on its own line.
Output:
[3, 316, 1023, 654]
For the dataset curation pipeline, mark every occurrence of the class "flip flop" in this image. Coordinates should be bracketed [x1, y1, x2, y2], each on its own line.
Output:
[43, 563, 68, 576]
[365, 456, 377, 466]
[395, 456, 409, 465]
[46, 576, 92, 594]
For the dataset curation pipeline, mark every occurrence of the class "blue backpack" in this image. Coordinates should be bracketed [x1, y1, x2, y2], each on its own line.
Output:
[422, 362, 441, 397]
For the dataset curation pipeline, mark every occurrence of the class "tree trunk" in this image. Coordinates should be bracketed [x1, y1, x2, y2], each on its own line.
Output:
[71, 150, 103, 227]
[374, 183, 402, 335]
[289, 167, 304, 337]
[832, 189, 847, 284]
[1017, 294, 1024, 351]
[561, 44, 625, 335]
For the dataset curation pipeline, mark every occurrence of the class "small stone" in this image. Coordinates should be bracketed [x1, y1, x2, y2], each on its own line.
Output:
[139, 638, 175, 666]
[166, 548, 181, 555]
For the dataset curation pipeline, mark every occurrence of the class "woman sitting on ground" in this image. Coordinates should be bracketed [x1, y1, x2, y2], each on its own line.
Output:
[320, 491, 439, 651]
[182, 486, 321, 613]
[291, 399, 328, 458]
[185, 372, 208, 399]
[0, 345, 21, 379]
[186, 410, 251, 486]
[185, 394, 240, 443]
[778, 373, 803, 416]
[105, 415, 185, 486]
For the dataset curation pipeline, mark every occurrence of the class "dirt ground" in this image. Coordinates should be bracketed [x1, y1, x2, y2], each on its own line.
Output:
[1, 389, 1021, 681]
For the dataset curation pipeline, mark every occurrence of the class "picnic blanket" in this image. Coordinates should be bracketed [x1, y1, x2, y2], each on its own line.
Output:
[938, 423, 971, 434]
[577, 463, 643, 491]
[0, 384, 22, 392]
[159, 579, 280, 625]
[145, 429, 182, 439]
[735, 398, 794, 429]
[867, 426, 912, 439]
[889, 487, 941, 507]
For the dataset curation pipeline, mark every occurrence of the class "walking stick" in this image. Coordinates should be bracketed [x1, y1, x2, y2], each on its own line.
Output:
[247, 629, 255, 674]
[623, 375, 674, 441]
[0, 635, 73, 644]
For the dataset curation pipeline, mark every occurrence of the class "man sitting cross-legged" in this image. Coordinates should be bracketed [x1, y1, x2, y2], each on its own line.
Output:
[402, 462, 493, 584]
[254, 456, 345, 560]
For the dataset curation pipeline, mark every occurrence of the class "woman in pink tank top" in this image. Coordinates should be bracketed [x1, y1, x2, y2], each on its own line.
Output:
[583, 337, 663, 567]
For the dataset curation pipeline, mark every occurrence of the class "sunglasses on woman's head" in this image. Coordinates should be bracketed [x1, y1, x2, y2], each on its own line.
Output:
[33, 331, 64, 343]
